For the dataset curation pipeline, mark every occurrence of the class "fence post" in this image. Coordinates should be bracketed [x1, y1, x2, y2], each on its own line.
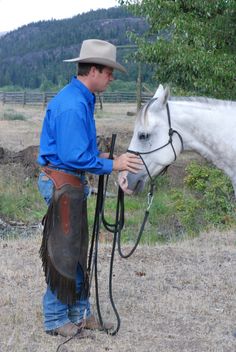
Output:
[136, 61, 142, 111]
[97, 93, 103, 110]
[23, 91, 26, 106]
[43, 92, 47, 108]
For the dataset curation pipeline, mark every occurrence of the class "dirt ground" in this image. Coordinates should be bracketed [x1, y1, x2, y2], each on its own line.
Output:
[0, 231, 236, 352]
[0, 103, 236, 352]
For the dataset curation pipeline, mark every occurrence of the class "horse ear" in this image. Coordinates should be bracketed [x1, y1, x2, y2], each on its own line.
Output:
[163, 86, 170, 104]
[153, 84, 164, 99]
[157, 86, 170, 107]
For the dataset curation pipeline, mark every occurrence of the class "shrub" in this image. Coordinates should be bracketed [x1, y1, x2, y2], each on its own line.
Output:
[184, 162, 235, 226]
[169, 189, 203, 236]
[1, 112, 26, 121]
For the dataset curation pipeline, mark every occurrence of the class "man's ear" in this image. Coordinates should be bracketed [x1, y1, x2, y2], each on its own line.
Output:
[89, 66, 97, 76]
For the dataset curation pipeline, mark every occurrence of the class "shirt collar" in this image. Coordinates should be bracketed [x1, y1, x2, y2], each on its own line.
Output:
[71, 76, 96, 105]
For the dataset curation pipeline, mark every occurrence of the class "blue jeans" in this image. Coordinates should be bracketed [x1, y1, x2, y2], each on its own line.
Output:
[38, 171, 91, 331]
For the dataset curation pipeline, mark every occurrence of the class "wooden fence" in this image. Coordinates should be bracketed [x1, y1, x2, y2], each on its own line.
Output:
[0, 91, 152, 107]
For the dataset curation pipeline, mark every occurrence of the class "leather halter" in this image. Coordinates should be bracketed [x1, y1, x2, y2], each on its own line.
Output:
[127, 102, 184, 191]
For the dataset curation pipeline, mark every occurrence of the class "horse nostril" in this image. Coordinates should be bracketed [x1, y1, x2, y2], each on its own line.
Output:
[138, 132, 150, 141]
[118, 171, 128, 189]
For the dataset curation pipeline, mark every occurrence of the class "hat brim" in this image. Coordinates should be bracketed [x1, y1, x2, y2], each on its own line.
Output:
[63, 57, 127, 73]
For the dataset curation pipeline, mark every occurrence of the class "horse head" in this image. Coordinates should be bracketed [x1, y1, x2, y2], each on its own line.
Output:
[118, 85, 183, 195]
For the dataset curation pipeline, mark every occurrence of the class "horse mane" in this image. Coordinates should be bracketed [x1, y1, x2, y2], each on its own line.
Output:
[169, 96, 236, 107]
[138, 95, 235, 125]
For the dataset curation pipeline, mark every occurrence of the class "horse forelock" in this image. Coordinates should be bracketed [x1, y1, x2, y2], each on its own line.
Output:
[137, 98, 158, 126]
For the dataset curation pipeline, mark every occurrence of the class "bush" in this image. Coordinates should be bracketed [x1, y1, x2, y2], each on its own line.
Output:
[184, 162, 235, 226]
[149, 162, 236, 241]
[1, 112, 26, 121]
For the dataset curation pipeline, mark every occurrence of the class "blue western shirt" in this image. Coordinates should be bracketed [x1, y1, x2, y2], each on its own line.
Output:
[37, 77, 113, 175]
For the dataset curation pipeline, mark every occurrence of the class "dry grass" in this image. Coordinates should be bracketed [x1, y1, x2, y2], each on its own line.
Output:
[0, 105, 44, 152]
[0, 230, 236, 352]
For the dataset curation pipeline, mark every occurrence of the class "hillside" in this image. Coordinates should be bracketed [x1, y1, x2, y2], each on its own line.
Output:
[0, 7, 148, 89]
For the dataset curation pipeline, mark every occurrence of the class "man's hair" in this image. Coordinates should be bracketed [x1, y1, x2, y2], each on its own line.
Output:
[77, 63, 106, 76]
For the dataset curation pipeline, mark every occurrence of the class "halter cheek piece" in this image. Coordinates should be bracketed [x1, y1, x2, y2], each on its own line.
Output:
[127, 102, 184, 190]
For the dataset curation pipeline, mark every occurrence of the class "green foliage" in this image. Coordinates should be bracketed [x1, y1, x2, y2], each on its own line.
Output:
[144, 162, 236, 241]
[0, 177, 46, 223]
[169, 189, 202, 236]
[0, 85, 24, 92]
[119, 0, 236, 99]
[1, 112, 26, 121]
[108, 79, 137, 92]
[184, 162, 235, 225]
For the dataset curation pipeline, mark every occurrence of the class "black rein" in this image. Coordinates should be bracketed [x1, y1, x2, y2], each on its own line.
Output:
[87, 102, 183, 337]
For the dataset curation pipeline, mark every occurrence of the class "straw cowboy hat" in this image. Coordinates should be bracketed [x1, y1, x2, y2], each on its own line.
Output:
[63, 39, 126, 73]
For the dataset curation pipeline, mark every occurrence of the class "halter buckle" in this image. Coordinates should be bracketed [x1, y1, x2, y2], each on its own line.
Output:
[147, 192, 154, 211]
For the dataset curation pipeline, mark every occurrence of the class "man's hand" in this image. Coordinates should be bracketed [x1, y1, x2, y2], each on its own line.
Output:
[113, 153, 143, 173]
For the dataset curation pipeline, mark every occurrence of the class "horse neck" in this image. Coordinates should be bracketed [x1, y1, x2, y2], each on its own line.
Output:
[169, 99, 234, 163]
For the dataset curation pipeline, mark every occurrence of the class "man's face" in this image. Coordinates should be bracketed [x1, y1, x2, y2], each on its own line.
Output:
[93, 66, 114, 92]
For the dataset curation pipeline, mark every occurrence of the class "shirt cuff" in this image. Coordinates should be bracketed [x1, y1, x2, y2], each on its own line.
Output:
[100, 158, 113, 174]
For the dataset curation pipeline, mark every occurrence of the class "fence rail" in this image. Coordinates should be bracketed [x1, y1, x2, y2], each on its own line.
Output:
[0, 91, 152, 107]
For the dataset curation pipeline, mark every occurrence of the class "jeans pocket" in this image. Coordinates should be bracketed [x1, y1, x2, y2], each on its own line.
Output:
[38, 172, 54, 205]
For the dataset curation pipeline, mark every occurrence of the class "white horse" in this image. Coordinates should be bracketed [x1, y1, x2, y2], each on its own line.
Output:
[118, 85, 236, 196]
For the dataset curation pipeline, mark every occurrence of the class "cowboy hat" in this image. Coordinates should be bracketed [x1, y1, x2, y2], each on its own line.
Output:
[63, 39, 126, 73]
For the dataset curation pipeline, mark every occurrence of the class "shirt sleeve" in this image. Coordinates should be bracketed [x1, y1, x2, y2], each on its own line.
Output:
[55, 106, 113, 175]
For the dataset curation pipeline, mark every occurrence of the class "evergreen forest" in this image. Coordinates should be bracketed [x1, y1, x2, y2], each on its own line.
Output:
[0, 7, 149, 90]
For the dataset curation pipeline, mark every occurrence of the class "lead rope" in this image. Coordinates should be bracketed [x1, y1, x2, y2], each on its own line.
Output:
[117, 182, 154, 259]
[117, 103, 183, 258]
[88, 134, 122, 336]
[56, 322, 85, 352]
[89, 133, 156, 337]
[96, 139, 157, 336]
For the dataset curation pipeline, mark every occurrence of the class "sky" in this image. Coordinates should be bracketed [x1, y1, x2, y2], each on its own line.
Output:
[0, 0, 118, 32]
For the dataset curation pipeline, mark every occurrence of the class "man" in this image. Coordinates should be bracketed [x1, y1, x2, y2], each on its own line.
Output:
[37, 39, 142, 339]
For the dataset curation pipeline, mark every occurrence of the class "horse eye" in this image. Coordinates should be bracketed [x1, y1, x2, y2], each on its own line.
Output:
[138, 132, 150, 141]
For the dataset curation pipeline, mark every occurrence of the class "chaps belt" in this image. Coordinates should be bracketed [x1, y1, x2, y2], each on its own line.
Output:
[42, 166, 82, 189]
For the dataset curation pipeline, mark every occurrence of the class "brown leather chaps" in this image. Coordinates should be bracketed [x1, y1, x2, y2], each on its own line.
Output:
[39, 167, 89, 305]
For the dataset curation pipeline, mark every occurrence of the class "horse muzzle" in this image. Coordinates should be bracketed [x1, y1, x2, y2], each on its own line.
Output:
[118, 170, 146, 195]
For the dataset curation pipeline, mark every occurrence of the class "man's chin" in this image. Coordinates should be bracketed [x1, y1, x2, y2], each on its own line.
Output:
[96, 88, 106, 93]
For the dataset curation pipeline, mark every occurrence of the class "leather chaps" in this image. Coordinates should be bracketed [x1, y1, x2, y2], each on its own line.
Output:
[39, 167, 89, 305]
